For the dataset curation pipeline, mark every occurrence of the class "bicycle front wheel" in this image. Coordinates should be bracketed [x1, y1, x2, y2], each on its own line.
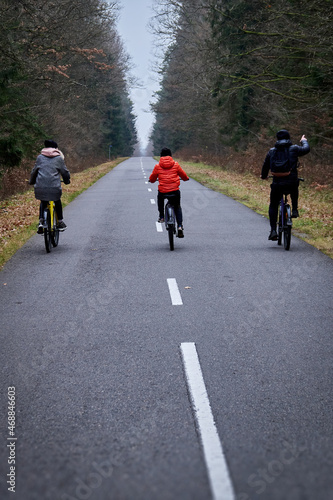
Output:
[44, 210, 52, 253]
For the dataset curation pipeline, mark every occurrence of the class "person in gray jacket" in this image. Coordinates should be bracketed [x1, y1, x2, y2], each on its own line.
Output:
[30, 140, 70, 233]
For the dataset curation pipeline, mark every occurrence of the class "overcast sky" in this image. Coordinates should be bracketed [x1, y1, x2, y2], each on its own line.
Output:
[116, 0, 159, 151]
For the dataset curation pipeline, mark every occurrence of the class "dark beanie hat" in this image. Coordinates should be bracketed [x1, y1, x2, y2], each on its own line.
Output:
[160, 147, 172, 157]
[276, 129, 290, 140]
[44, 139, 58, 148]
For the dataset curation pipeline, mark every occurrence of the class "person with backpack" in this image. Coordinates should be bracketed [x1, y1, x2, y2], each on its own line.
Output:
[261, 130, 310, 241]
[29, 140, 70, 233]
[149, 147, 189, 237]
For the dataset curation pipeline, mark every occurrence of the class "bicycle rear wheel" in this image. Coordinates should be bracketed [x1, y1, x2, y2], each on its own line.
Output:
[277, 205, 282, 245]
[283, 207, 291, 250]
[51, 206, 59, 247]
[283, 204, 292, 250]
[165, 203, 175, 251]
[44, 209, 52, 253]
[283, 226, 291, 250]
[168, 224, 175, 251]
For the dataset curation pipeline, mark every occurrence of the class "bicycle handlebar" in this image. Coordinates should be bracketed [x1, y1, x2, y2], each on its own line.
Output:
[267, 176, 304, 181]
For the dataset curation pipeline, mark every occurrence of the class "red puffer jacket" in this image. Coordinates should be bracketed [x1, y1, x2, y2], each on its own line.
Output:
[149, 156, 189, 193]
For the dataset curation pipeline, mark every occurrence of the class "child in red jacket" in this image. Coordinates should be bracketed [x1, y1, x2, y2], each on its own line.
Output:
[149, 148, 189, 237]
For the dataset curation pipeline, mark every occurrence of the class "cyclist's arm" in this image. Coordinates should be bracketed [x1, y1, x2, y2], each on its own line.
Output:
[62, 169, 70, 184]
[295, 137, 310, 157]
[149, 166, 159, 183]
[59, 159, 71, 184]
[260, 152, 271, 179]
[177, 165, 189, 181]
[29, 163, 39, 185]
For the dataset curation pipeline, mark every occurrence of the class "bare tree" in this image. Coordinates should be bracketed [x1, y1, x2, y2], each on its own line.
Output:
[0, 0, 137, 173]
[150, 0, 333, 159]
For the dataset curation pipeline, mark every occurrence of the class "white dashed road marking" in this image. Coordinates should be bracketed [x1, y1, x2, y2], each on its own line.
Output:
[167, 278, 183, 305]
[180, 343, 235, 500]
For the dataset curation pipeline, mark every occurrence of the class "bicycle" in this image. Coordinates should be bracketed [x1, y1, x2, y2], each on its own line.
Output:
[277, 178, 304, 251]
[42, 200, 60, 253]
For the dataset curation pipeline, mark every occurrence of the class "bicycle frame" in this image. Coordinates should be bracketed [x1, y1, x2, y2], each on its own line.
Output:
[50, 201, 55, 228]
[42, 201, 54, 225]
[164, 194, 178, 227]
[268, 176, 303, 251]
[43, 200, 59, 253]
[165, 202, 176, 227]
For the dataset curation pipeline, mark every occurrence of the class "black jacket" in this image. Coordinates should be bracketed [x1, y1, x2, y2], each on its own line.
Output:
[261, 138, 310, 183]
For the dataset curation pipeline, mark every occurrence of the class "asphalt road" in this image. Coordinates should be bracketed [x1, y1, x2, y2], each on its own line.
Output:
[0, 157, 332, 500]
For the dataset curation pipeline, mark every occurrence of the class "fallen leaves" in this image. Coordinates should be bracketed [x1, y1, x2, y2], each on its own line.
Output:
[182, 160, 333, 258]
[0, 192, 38, 241]
[0, 159, 123, 267]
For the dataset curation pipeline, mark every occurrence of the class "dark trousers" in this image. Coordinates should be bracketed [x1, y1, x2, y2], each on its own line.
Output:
[39, 200, 63, 221]
[269, 182, 298, 229]
[157, 190, 183, 226]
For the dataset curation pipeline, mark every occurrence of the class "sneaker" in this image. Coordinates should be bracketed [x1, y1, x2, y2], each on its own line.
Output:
[57, 220, 67, 230]
[291, 209, 299, 218]
[37, 224, 44, 235]
[268, 229, 278, 241]
[178, 226, 184, 238]
[158, 217, 164, 223]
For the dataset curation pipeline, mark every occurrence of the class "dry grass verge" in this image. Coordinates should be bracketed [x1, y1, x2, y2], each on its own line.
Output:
[182, 161, 333, 259]
[0, 159, 126, 269]
[1, 157, 332, 269]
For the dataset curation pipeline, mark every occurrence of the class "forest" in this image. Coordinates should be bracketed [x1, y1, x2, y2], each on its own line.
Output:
[150, 0, 332, 179]
[1, 0, 332, 198]
[0, 0, 137, 195]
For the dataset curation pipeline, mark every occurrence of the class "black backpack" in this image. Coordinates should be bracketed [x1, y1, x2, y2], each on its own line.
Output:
[270, 147, 291, 175]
